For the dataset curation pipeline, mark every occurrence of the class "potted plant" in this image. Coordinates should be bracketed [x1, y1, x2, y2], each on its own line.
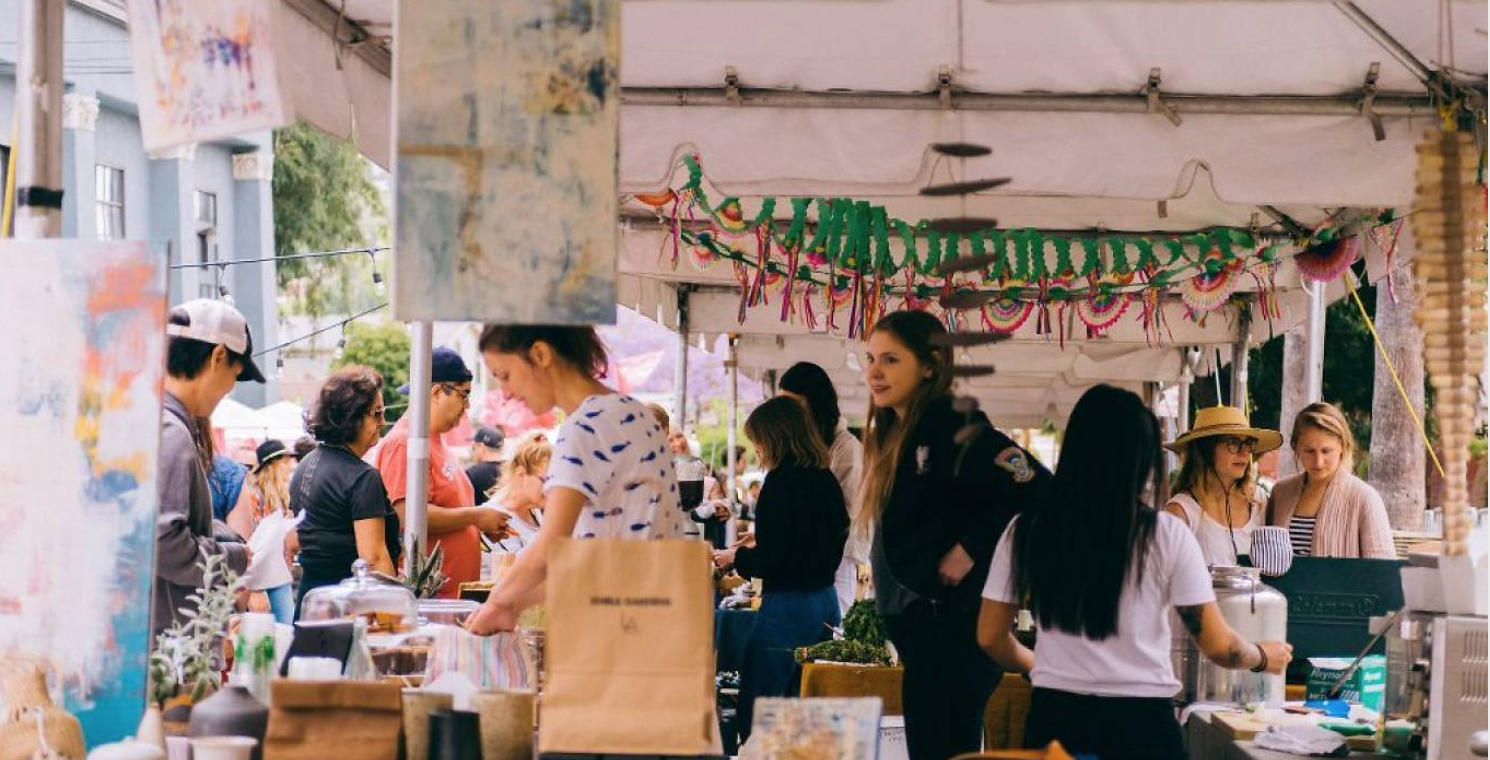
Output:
[403, 542, 448, 600]
[148, 553, 245, 734]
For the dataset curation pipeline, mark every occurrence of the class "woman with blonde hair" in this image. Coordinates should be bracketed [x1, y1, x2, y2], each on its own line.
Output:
[712, 396, 847, 741]
[228, 439, 300, 623]
[489, 433, 552, 553]
[1162, 407, 1282, 567]
[1268, 402, 1394, 558]
[858, 310, 1052, 760]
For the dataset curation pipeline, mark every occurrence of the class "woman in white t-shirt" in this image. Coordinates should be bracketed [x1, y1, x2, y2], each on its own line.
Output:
[978, 385, 1291, 760]
[466, 326, 685, 635]
[486, 432, 551, 554]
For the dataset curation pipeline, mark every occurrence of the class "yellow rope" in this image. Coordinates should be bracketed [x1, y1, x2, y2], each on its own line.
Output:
[1343, 273, 1446, 478]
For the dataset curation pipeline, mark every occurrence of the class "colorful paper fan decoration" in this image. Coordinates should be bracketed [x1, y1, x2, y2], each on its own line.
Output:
[1294, 235, 1360, 283]
[762, 267, 787, 297]
[1179, 249, 1245, 314]
[982, 296, 1035, 334]
[690, 240, 721, 269]
[830, 281, 854, 307]
[712, 198, 750, 234]
[1076, 291, 1133, 333]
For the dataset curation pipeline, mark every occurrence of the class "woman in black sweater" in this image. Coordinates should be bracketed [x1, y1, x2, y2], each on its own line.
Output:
[861, 310, 1053, 760]
[713, 396, 848, 740]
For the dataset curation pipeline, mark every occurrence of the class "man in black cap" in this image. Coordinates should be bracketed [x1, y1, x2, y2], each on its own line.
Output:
[467, 425, 506, 504]
[155, 298, 265, 638]
[375, 347, 509, 597]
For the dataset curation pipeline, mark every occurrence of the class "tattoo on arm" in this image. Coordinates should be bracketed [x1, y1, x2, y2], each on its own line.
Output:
[1176, 604, 1204, 638]
[1220, 642, 1249, 669]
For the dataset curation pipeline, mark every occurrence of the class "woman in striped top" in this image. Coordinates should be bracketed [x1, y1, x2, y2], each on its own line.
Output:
[1267, 403, 1395, 559]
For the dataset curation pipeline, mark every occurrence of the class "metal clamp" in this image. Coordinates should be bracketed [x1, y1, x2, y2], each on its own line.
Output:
[938, 65, 953, 110]
[724, 66, 741, 105]
[1145, 68, 1183, 127]
[1360, 62, 1386, 141]
[17, 186, 64, 209]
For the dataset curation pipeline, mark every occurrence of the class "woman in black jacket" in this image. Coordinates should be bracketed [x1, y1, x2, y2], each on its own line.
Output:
[860, 310, 1053, 760]
[713, 396, 848, 741]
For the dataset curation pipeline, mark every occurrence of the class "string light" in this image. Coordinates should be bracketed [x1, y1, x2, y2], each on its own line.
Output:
[368, 249, 386, 296]
[334, 324, 347, 360]
[275, 354, 286, 380]
[253, 303, 388, 358]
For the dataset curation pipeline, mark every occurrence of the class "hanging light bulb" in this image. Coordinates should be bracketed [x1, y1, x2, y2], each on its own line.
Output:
[334, 324, 347, 360]
[276, 354, 286, 380]
[368, 249, 386, 295]
[218, 283, 234, 306]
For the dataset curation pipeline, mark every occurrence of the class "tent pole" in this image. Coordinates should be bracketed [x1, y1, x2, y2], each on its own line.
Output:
[725, 335, 739, 543]
[1330, 2, 1440, 95]
[1304, 281, 1327, 403]
[13, 0, 63, 239]
[675, 287, 690, 429]
[403, 321, 433, 575]
[621, 87, 1434, 117]
[1231, 299, 1254, 412]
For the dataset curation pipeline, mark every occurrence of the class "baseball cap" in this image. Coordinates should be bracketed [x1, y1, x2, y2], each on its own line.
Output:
[166, 299, 266, 383]
[397, 346, 474, 394]
[473, 426, 504, 449]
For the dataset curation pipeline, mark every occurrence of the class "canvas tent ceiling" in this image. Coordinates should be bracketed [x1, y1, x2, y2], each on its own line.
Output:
[274, 0, 1485, 425]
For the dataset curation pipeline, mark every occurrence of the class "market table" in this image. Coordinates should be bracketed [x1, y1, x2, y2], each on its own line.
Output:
[798, 663, 1033, 750]
[1185, 711, 1395, 760]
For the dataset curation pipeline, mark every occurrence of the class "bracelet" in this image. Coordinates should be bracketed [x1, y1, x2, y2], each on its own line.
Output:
[1250, 642, 1269, 673]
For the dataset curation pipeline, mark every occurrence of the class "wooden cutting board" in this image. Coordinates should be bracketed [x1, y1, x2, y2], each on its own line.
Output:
[1213, 712, 1380, 752]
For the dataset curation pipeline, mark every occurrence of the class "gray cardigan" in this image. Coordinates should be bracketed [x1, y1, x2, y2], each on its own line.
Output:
[153, 392, 249, 638]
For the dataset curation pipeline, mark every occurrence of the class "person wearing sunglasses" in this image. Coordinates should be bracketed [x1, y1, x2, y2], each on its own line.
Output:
[294, 366, 401, 617]
[375, 347, 511, 598]
[1163, 406, 1283, 567]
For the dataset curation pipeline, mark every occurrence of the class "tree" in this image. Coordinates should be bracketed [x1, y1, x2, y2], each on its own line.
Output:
[334, 321, 411, 423]
[272, 122, 387, 320]
[1369, 259, 1427, 529]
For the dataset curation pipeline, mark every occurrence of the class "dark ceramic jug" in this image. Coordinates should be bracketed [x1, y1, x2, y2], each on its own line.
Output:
[187, 684, 269, 760]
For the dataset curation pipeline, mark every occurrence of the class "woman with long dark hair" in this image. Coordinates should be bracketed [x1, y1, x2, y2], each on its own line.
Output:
[465, 325, 686, 634]
[778, 361, 863, 616]
[859, 310, 1052, 760]
[713, 396, 847, 740]
[979, 385, 1291, 760]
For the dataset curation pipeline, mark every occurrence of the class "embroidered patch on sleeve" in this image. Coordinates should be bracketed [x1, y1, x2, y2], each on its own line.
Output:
[995, 447, 1035, 483]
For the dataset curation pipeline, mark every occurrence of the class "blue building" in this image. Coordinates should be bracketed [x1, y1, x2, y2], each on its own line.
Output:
[0, 0, 280, 405]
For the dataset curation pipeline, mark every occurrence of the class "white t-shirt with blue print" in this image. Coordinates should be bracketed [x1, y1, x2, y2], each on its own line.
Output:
[546, 393, 686, 540]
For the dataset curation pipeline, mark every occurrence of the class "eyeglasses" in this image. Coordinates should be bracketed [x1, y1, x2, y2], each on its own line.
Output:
[439, 384, 472, 404]
[1216, 436, 1258, 455]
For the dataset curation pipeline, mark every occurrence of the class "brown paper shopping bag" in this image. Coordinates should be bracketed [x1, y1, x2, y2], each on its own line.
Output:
[539, 538, 717, 756]
[263, 680, 402, 760]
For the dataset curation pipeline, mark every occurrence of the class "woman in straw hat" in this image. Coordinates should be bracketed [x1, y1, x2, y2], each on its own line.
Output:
[1163, 406, 1282, 567]
[1267, 402, 1394, 559]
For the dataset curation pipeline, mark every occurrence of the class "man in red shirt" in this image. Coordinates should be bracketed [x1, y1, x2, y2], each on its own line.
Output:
[377, 347, 509, 597]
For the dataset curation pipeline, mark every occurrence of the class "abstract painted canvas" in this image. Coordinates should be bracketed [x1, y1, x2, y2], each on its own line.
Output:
[747, 697, 883, 760]
[127, 0, 290, 153]
[394, 0, 618, 325]
[0, 241, 167, 745]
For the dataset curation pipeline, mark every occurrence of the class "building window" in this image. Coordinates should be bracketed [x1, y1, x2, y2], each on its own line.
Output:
[95, 165, 125, 240]
[194, 190, 219, 298]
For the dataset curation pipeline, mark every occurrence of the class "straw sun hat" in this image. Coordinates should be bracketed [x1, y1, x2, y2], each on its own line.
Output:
[1163, 406, 1283, 454]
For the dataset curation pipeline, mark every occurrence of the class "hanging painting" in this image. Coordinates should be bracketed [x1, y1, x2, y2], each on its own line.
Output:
[0, 240, 167, 745]
[394, 0, 619, 324]
[127, 0, 291, 153]
[744, 697, 883, 760]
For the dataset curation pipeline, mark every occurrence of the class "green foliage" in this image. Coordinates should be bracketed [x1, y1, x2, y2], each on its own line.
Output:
[272, 121, 387, 319]
[334, 320, 411, 423]
[149, 554, 245, 706]
[842, 599, 888, 649]
[692, 398, 753, 472]
[403, 542, 448, 600]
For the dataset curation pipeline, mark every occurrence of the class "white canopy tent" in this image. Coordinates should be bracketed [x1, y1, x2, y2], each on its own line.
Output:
[269, 0, 1485, 429]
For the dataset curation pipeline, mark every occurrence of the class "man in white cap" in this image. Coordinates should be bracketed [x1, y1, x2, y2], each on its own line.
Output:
[153, 298, 266, 638]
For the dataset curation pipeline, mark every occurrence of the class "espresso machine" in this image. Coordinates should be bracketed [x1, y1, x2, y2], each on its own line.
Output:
[1385, 547, 1489, 760]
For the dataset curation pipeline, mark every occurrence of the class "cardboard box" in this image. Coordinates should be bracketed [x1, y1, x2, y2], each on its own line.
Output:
[1305, 656, 1387, 713]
